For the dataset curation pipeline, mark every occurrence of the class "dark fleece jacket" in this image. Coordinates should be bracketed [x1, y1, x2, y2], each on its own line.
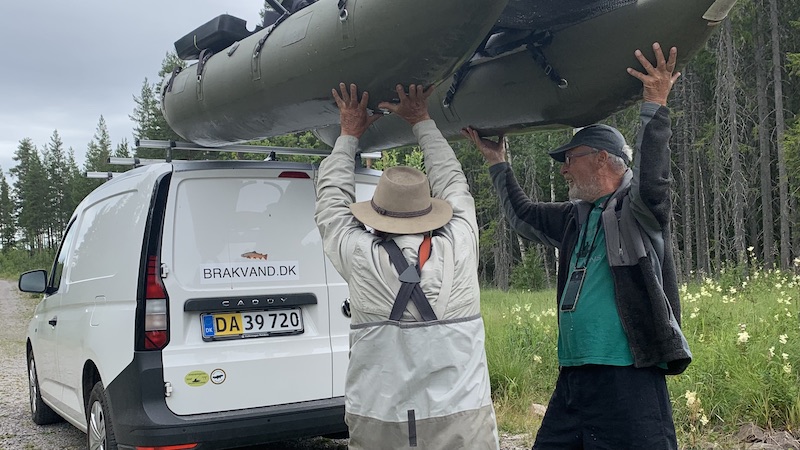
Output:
[489, 103, 691, 375]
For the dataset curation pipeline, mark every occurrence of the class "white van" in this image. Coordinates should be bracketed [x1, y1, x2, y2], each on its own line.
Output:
[19, 158, 380, 449]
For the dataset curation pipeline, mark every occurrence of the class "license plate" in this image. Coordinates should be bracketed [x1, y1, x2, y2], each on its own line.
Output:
[201, 308, 303, 341]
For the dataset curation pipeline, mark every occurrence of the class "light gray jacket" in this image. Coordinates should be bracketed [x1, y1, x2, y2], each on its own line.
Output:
[315, 120, 499, 449]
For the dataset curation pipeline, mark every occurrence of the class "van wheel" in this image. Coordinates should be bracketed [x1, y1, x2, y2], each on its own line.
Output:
[27, 352, 62, 424]
[87, 381, 118, 450]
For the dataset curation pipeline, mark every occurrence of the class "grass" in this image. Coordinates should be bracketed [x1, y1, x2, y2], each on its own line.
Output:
[481, 289, 556, 439]
[0, 249, 55, 279]
[481, 261, 800, 448]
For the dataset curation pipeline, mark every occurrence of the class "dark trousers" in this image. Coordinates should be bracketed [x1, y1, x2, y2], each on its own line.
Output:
[532, 365, 678, 450]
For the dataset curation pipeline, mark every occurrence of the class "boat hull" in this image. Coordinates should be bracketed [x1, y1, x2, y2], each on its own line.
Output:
[315, 0, 735, 150]
[162, 0, 510, 146]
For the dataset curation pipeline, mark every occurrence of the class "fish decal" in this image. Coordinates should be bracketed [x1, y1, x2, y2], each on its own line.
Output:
[241, 251, 268, 260]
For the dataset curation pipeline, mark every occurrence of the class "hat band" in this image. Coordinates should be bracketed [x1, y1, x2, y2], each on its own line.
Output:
[371, 199, 433, 218]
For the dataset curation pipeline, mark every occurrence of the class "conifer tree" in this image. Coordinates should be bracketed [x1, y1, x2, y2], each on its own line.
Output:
[42, 130, 71, 246]
[0, 170, 15, 251]
[11, 139, 48, 252]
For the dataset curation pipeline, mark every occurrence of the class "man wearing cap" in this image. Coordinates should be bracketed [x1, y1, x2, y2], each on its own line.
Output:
[462, 43, 691, 449]
[315, 83, 499, 449]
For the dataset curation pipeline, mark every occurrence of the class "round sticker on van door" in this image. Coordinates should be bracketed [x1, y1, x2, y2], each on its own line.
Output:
[210, 368, 226, 384]
[184, 370, 209, 387]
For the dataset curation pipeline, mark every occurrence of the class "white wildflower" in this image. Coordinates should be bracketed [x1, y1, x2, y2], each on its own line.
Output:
[737, 331, 750, 344]
[685, 391, 697, 407]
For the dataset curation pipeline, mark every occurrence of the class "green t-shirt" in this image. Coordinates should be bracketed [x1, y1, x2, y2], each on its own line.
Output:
[557, 195, 634, 367]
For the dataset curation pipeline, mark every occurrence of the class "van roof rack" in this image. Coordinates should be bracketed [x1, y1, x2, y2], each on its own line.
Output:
[86, 140, 384, 181]
[131, 139, 383, 166]
[135, 139, 332, 161]
[86, 171, 122, 180]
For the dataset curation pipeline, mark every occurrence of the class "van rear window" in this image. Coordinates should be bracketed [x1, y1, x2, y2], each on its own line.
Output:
[168, 176, 325, 289]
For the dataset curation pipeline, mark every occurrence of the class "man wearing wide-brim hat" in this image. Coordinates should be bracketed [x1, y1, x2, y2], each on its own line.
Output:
[315, 83, 499, 449]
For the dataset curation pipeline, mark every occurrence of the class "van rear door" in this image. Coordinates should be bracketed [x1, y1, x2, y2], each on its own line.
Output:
[158, 162, 332, 415]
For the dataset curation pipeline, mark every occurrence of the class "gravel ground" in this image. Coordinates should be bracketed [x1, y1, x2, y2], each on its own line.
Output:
[0, 279, 85, 450]
[0, 279, 531, 450]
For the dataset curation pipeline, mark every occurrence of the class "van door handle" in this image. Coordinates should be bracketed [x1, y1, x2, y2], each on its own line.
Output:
[48, 317, 58, 327]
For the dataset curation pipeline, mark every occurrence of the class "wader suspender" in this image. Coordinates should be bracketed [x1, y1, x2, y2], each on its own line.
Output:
[380, 237, 437, 322]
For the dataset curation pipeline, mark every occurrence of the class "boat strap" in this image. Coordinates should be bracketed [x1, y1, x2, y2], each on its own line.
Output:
[163, 66, 183, 95]
[525, 31, 568, 88]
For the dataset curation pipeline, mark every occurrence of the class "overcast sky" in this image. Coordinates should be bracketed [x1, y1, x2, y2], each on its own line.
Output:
[0, 1, 263, 177]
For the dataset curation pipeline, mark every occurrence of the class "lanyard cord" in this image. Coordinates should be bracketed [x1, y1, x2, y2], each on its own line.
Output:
[575, 207, 602, 269]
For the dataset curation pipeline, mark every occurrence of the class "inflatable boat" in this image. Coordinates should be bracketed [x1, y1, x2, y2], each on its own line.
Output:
[161, 0, 737, 150]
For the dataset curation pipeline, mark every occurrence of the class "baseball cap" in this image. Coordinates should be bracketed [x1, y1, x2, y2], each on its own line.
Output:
[549, 124, 629, 164]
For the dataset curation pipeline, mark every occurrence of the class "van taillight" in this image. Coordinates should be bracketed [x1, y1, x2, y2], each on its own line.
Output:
[278, 171, 310, 179]
[144, 256, 169, 350]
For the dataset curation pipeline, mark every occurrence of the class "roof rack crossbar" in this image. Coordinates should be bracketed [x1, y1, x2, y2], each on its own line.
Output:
[135, 139, 331, 157]
[85, 171, 121, 180]
[108, 157, 167, 166]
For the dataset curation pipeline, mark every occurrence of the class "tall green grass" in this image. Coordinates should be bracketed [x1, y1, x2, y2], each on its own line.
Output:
[482, 264, 800, 448]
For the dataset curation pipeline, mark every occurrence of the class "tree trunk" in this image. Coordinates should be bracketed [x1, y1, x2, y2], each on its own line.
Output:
[712, 47, 724, 272]
[694, 150, 711, 276]
[493, 136, 513, 290]
[678, 74, 694, 279]
[494, 219, 511, 291]
[756, 0, 775, 268]
[769, 0, 791, 269]
[722, 20, 747, 267]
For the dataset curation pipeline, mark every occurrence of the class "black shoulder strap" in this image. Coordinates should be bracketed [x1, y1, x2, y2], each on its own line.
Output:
[380, 240, 438, 322]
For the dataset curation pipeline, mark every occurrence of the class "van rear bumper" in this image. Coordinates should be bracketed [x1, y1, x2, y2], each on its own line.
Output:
[108, 351, 347, 449]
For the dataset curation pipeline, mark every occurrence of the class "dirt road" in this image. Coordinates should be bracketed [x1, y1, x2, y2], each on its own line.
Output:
[0, 279, 85, 449]
[0, 279, 531, 450]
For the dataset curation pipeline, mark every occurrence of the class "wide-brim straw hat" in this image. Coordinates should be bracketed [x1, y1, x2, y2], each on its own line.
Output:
[350, 166, 453, 235]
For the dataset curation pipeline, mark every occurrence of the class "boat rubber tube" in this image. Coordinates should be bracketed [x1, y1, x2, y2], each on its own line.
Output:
[313, 0, 737, 150]
[162, 0, 510, 147]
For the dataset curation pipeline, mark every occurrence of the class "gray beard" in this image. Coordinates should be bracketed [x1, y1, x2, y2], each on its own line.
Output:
[568, 175, 602, 202]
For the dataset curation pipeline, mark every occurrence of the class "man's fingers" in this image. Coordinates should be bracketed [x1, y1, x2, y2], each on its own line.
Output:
[413, 84, 425, 100]
[666, 46, 678, 73]
[461, 126, 479, 143]
[332, 88, 343, 106]
[626, 67, 646, 83]
[359, 90, 370, 109]
[405, 84, 416, 102]
[653, 42, 666, 69]
[348, 83, 358, 105]
[395, 84, 406, 101]
[634, 49, 655, 74]
[337, 82, 350, 103]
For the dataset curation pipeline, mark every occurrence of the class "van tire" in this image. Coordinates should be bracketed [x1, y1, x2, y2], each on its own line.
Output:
[27, 352, 63, 425]
[87, 381, 118, 450]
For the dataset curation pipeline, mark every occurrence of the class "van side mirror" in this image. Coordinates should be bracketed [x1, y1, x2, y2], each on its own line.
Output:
[19, 270, 48, 293]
